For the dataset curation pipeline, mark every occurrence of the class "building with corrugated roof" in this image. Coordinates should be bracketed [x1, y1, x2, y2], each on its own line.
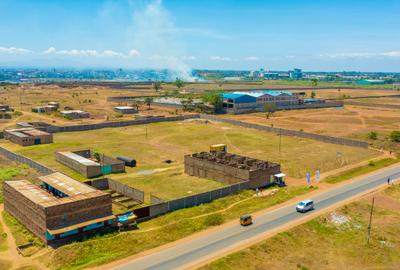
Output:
[55, 149, 125, 178]
[222, 90, 302, 114]
[3, 172, 114, 245]
[4, 128, 53, 146]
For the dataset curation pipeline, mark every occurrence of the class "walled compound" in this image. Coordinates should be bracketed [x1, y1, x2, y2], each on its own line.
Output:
[184, 151, 282, 189]
[55, 149, 125, 178]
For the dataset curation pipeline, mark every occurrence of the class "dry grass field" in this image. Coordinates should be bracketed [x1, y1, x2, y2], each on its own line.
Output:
[201, 184, 400, 270]
[0, 120, 378, 201]
[223, 105, 400, 154]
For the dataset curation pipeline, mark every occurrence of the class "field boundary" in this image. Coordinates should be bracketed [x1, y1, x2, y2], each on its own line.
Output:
[42, 114, 200, 133]
[0, 146, 55, 174]
[200, 114, 369, 148]
[345, 100, 400, 109]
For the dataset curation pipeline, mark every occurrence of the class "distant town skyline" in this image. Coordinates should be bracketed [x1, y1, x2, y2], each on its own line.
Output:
[1, 0, 400, 72]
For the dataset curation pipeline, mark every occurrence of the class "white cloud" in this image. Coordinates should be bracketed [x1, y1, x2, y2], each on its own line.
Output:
[245, 56, 260, 61]
[0, 46, 32, 54]
[42, 47, 138, 58]
[128, 49, 140, 57]
[320, 51, 400, 59]
[211, 56, 232, 61]
[43, 47, 56, 54]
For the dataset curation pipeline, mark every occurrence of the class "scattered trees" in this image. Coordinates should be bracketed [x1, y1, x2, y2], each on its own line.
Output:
[310, 91, 316, 99]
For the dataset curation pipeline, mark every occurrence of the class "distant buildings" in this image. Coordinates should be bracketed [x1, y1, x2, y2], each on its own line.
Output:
[4, 128, 53, 146]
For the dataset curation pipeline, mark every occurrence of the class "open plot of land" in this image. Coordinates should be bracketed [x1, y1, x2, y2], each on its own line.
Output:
[0, 121, 378, 198]
[349, 97, 400, 105]
[223, 105, 400, 153]
[201, 184, 400, 270]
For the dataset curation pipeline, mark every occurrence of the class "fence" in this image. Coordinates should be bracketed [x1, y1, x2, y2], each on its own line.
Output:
[145, 181, 250, 219]
[345, 101, 400, 109]
[200, 114, 369, 149]
[0, 146, 55, 174]
[44, 114, 200, 133]
[86, 178, 145, 203]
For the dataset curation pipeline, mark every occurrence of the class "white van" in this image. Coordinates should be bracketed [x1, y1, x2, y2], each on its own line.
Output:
[296, 199, 314, 213]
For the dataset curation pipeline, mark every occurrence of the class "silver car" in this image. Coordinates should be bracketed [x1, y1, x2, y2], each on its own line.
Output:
[296, 199, 314, 213]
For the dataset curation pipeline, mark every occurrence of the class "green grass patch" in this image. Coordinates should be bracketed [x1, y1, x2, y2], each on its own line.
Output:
[324, 158, 399, 184]
[2, 211, 44, 256]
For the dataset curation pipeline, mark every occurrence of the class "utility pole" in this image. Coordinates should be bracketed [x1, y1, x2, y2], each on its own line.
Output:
[145, 126, 148, 138]
[367, 196, 375, 244]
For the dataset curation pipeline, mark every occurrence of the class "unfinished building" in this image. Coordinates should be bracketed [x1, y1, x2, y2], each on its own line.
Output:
[184, 151, 281, 189]
[4, 128, 53, 146]
[55, 149, 125, 178]
[3, 172, 114, 245]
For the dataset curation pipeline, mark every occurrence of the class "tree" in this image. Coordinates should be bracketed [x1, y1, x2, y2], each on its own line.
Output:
[144, 97, 153, 110]
[201, 90, 223, 113]
[264, 103, 277, 119]
[367, 131, 378, 140]
[311, 79, 318, 87]
[311, 91, 316, 99]
[153, 81, 162, 92]
[390, 130, 400, 142]
[174, 78, 185, 89]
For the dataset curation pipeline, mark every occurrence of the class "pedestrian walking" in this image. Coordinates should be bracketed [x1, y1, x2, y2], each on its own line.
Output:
[387, 177, 391, 185]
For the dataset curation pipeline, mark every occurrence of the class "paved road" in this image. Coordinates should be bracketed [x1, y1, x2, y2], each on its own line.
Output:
[114, 166, 400, 270]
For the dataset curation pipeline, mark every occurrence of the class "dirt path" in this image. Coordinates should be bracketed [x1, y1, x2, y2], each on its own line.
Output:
[0, 204, 49, 270]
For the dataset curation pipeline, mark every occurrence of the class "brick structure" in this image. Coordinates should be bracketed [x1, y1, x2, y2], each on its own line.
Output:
[4, 128, 53, 146]
[184, 151, 281, 189]
[3, 172, 114, 245]
[55, 149, 125, 178]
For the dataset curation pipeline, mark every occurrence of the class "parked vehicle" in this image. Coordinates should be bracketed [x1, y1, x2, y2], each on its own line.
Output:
[296, 199, 314, 213]
[240, 214, 253, 226]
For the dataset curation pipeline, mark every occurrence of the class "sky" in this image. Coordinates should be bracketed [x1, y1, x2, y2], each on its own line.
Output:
[1, 0, 400, 72]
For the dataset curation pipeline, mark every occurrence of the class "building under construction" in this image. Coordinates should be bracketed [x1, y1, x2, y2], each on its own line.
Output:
[184, 151, 281, 189]
[4, 128, 53, 146]
[3, 172, 114, 245]
[55, 149, 125, 178]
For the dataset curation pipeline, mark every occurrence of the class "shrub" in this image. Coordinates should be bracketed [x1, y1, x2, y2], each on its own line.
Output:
[390, 131, 400, 142]
[367, 131, 378, 140]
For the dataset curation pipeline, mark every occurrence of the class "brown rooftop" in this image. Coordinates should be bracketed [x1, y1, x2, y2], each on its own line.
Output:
[39, 172, 96, 197]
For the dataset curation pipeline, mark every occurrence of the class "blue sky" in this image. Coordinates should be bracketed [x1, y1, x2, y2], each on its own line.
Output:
[1, 0, 400, 71]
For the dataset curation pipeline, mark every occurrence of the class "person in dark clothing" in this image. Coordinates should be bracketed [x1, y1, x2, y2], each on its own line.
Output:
[387, 177, 391, 185]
